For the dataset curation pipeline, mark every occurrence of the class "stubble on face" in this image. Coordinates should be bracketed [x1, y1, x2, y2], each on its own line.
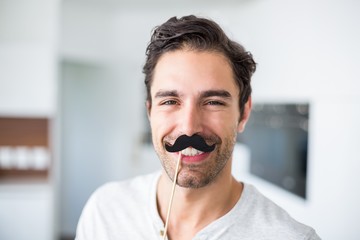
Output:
[153, 128, 237, 189]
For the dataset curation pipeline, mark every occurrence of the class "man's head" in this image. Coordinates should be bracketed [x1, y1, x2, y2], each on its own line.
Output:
[143, 15, 256, 188]
[143, 15, 256, 121]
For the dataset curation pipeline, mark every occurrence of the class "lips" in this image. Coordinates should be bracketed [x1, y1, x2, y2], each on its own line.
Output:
[180, 148, 210, 163]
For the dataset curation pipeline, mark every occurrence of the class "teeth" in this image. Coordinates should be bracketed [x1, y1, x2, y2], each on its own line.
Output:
[181, 147, 204, 156]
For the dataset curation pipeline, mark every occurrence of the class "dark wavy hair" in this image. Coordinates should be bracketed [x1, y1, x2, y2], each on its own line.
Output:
[143, 15, 256, 119]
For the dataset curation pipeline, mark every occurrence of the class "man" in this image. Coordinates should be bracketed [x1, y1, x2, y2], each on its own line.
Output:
[76, 15, 320, 240]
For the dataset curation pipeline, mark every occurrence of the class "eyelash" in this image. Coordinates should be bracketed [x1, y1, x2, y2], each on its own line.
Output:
[161, 100, 178, 105]
[159, 99, 226, 106]
[205, 100, 225, 106]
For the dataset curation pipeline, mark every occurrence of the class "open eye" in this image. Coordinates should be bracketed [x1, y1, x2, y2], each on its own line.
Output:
[161, 100, 178, 105]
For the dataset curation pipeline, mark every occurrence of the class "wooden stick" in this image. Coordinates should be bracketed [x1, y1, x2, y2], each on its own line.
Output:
[162, 153, 182, 240]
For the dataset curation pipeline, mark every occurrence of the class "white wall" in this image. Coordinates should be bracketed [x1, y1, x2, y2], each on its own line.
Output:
[0, 0, 59, 240]
[0, 0, 59, 117]
[0, 184, 54, 240]
[60, 0, 360, 238]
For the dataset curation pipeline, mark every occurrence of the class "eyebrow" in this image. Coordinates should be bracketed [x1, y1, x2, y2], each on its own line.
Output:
[200, 90, 232, 99]
[154, 90, 232, 99]
[154, 90, 180, 98]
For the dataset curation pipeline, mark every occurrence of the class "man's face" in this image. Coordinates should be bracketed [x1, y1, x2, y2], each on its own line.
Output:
[147, 50, 250, 188]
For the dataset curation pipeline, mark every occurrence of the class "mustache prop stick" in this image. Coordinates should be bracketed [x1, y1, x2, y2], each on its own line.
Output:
[162, 135, 215, 240]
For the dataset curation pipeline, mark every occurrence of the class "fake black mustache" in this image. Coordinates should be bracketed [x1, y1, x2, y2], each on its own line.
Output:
[165, 134, 216, 153]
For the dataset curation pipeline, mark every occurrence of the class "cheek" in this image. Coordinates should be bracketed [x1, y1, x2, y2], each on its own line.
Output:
[149, 114, 174, 141]
[204, 118, 238, 145]
[206, 112, 239, 131]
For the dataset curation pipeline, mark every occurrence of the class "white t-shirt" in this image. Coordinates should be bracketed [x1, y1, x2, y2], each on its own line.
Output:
[76, 171, 320, 240]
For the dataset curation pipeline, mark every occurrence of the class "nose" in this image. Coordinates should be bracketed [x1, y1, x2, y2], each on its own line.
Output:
[178, 103, 203, 136]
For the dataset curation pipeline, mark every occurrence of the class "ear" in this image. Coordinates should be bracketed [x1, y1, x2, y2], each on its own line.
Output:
[146, 100, 152, 119]
[237, 97, 252, 133]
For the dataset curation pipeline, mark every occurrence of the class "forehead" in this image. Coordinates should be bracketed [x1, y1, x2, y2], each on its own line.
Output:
[151, 50, 239, 97]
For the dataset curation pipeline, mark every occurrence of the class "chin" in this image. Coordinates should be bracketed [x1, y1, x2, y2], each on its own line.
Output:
[177, 170, 215, 189]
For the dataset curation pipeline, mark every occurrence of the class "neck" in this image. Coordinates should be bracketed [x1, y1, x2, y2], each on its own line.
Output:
[157, 160, 243, 240]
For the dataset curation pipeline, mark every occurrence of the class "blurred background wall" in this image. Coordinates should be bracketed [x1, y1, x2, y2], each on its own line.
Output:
[1, 0, 360, 239]
[0, 0, 59, 239]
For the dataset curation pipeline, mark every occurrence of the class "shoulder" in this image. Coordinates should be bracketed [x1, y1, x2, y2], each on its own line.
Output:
[89, 171, 160, 207]
[237, 183, 320, 239]
[75, 171, 161, 239]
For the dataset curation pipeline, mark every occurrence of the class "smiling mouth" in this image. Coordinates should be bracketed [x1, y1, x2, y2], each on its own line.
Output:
[180, 147, 204, 156]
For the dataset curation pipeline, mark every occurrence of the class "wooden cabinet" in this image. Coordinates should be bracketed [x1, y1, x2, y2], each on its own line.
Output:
[0, 117, 50, 182]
